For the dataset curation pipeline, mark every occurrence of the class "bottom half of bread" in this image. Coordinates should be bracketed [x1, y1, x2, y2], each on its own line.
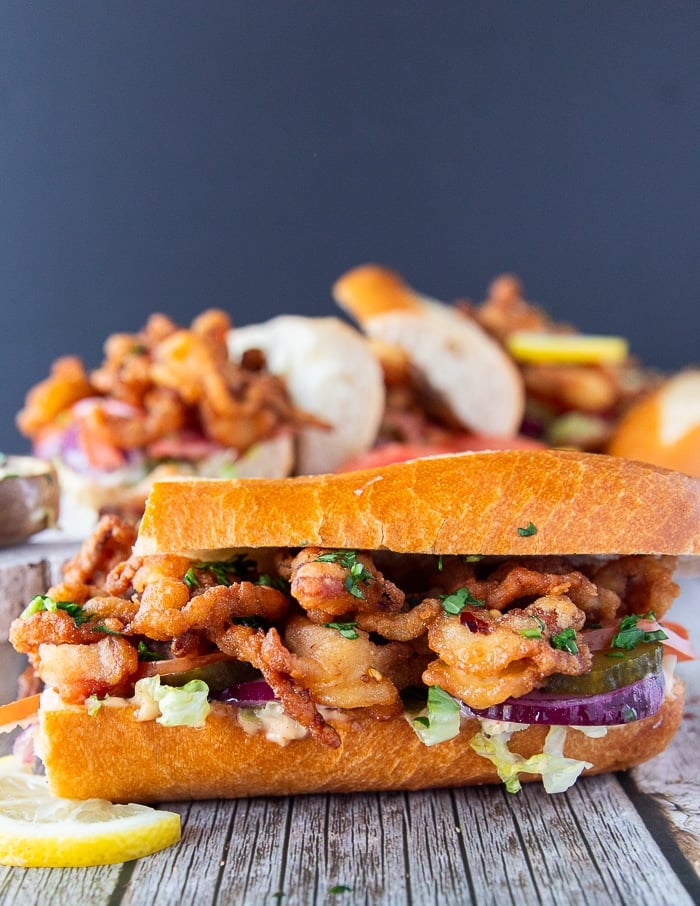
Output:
[38, 680, 685, 803]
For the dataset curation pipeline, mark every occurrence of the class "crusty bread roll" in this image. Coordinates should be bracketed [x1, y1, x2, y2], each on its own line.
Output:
[16, 450, 699, 803]
[333, 264, 525, 437]
[136, 450, 700, 557]
[608, 369, 700, 478]
[227, 315, 385, 475]
[39, 680, 684, 802]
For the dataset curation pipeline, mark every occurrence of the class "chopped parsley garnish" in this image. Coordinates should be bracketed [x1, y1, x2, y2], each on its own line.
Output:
[550, 627, 579, 654]
[438, 554, 483, 571]
[315, 551, 375, 599]
[439, 587, 485, 614]
[91, 624, 123, 636]
[20, 595, 91, 627]
[610, 612, 668, 651]
[517, 521, 538, 537]
[186, 555, 258, 588]
[257, 573, 289, 592]
[324, 621, 360, 640]
[137, 641, 163, 662]
[519, 616, 546, 640]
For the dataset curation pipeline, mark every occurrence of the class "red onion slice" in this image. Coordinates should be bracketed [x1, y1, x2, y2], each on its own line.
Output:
[215, 679, 276, 707]
[467, 672, 664, 726]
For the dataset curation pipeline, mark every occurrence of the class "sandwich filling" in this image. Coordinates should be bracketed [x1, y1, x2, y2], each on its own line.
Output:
[10, 514, 686, 788]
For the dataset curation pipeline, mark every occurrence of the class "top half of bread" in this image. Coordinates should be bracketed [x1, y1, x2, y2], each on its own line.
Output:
[135, 450, 700, 559]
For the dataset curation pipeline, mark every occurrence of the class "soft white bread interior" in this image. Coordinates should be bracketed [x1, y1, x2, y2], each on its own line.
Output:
[333, 264, 525, 437]
[227, 315, 385, 475]
[135, 450, 700, 558]
[39, 679, 684, 802]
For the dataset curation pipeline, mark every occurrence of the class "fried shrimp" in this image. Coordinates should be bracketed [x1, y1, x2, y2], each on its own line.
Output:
[10, 610, 105, 656]
[423, 594, 591, 709]
[17, 309, 317, 479]
[355, 598, 442, 640]
[74, 389, 187, 450]
[62, 515, 139, 586]
[289, 547, 405, 620]
[211, 623, 341, 748]
[16, 356, 93, 436]
[592, 555, 679, 620]
[130, 580, 290, 641]
[37, 636, 138, 703]
[284, 614, 407, 710]
[438, 556, 620, 623]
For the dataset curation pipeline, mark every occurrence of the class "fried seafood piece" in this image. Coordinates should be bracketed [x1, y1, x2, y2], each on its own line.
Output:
[423, 594, 591, 710]
[37, 636, 139, 704]
[90, 313, 179, 402]
[151, 323, 319, 452]
[592, 555, 679, 620]
[17, 309, 316, 468]
[10, 609, 111, 656]
[438, 556, 621, 623]
[75, 389, 187, 450]
[211, 623, 341, 748]
[466, 274, 559, 342]
[355, 598, 442, 641]
[16, 356, 93, 436]
[283, 614, 422, 710]
[62, 515, 139, 586]
[130, 578, 290, 641]
[288, 547, 405, 621]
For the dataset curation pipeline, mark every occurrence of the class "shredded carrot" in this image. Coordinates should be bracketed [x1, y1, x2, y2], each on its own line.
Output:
[0, 693, 41, 733]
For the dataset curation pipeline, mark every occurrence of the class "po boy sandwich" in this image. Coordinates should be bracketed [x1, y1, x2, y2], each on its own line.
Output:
[6, 450, 699, 801]
[15, 309, 384, 533]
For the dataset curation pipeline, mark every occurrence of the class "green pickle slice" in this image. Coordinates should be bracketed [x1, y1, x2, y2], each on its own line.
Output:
[543, 641, 663, 696]
[159, 659, 256, 692]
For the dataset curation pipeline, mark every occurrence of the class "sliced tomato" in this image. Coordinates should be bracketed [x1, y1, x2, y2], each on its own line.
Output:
[580, 625, 617, 652]
[146, 432, 223, 461]
[0, 693, 41, 733]
[76, 424, 127, 470]
[582, 619, 695, 662]
[639, 619, 695, 662]
[338, 434, 543, 472]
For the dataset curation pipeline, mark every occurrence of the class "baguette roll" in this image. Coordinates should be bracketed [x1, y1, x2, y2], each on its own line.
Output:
[136, 450, 700, 558]
[38, 681, 684, 803]
[11, 451, 699, 802]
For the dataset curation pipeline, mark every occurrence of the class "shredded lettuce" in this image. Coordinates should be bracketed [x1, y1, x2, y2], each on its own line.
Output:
[132, 675, 210, 727]
[470, 723, 592, 794]
[410, 686, 461, 746]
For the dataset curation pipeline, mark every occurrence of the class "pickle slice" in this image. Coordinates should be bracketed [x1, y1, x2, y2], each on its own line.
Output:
[160, 659, 256, 692]
[543, 642, 663, 696]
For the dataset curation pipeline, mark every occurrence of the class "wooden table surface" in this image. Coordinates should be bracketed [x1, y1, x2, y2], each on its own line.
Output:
[0, 539, 698, 906]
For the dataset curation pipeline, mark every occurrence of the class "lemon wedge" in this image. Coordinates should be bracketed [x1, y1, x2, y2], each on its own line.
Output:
[0, 757, 180, 867]
[507, 331, 628, 365]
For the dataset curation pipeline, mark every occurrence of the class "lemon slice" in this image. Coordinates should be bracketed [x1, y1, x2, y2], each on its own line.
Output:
[507, 330, 628, 365]
[0, 757, 180, 867]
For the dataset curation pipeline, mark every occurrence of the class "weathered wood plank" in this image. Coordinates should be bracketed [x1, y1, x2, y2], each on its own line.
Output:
[279, 792, 409, 905]
[0, 535, 79, 642]
[122, 797, 294, 906]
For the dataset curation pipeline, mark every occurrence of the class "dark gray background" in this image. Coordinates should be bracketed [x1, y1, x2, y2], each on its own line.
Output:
[1, 2, 699, 454]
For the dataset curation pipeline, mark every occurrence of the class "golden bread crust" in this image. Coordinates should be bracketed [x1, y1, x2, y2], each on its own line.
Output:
[135, 451, 700, 558]
[39, 680, 684, 802]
